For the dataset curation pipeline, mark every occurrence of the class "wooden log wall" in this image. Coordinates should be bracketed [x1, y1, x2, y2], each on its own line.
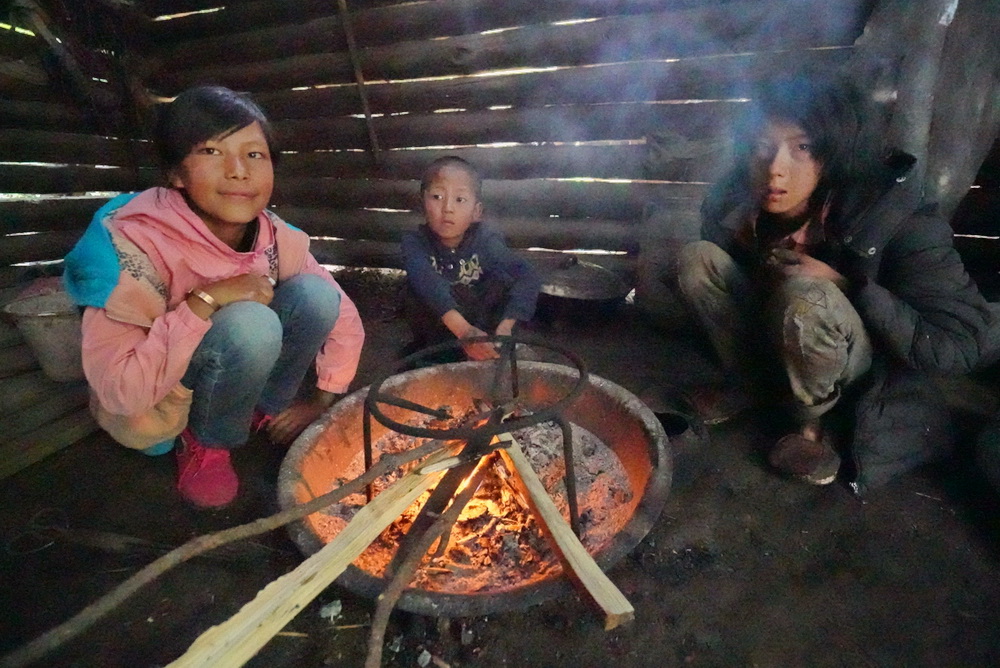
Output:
[138, 0, 869, 272]
[0, 0, 872, 292]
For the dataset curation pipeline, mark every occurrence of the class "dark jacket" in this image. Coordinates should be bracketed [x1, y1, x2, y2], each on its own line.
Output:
[702, 156, 994, 494]
[401, 222, 541, 323]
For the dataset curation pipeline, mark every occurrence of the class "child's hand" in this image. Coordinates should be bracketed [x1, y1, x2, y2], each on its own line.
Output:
[460, 326, 499, 360]
[205, 273, 274, 307]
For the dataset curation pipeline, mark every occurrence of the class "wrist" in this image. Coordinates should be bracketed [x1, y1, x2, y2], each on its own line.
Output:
[187, 288, 221, 318]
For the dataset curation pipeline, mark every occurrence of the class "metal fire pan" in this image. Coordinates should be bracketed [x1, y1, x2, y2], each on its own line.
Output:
[278, 361, 671, 618]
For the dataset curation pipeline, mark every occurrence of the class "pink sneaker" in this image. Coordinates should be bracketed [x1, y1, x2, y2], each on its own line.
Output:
[176, 428, 239, 508]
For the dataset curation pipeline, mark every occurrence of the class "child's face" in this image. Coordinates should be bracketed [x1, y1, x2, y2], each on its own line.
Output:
[750, 119, 822, 219]
[422, 165, 483, 248]
[169, 121, 274, 234]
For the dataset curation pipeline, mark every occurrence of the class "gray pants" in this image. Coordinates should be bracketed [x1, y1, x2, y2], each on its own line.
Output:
[676, 240, 873, 421]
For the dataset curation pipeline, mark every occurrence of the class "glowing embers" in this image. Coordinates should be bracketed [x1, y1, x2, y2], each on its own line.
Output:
[309, 411, 632, 594]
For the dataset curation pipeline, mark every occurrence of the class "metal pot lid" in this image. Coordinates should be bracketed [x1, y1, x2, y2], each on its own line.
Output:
[535, 255, 631, 301]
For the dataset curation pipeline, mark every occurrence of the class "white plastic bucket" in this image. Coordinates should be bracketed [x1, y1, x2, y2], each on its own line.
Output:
[3, 291, 85, 382]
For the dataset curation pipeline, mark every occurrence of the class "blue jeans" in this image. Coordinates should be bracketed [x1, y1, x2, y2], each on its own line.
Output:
[677, 240, 873, 421]
[180, 274, 341, 448]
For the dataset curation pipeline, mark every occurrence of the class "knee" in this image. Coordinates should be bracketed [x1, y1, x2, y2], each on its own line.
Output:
[676, 241, 728, 297]
[276, 274, 341, 329]
[213, 301, 283, 366]
[775, 277, 845, 317]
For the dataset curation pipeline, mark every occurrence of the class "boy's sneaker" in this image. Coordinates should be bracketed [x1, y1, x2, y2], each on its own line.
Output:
[176, 428, 238, 508]
[768, 433, 841, 485]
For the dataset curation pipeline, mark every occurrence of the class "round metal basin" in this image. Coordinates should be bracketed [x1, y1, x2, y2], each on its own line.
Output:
[278, 361, 671, 617]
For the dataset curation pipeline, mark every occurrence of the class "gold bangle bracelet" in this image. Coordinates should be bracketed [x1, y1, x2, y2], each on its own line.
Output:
[190, 289, 220, 312]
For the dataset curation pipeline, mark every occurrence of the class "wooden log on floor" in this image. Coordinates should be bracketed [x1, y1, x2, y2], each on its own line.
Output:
[10, 380, 90, 438]
[0, 407, 98, 481]
[0, 343, 40, 378]
[498, 434, 635, 630]
[165, 447, 456, 668]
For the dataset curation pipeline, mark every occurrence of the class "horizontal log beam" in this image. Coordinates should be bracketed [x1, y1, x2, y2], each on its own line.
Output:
[0, 130, 155, 168]
[149, 0, 717, 50]
[0, 197, 106, 234]
[0, 99, 96, 133]
[0, 229, 84, 265]
[0, 164, 155, 196]
[277, 144, 654, 181]
[150, 0, 868, 94]
[273, 207, 645, 251]
[274, 100, 741, 152]
[312, 238, 638, 275]
[273, 177, 706, 220]
[257, 47, 850, 120]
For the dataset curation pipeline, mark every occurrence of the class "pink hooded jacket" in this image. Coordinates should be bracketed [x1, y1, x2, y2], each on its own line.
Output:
[82, 188, 364, 418]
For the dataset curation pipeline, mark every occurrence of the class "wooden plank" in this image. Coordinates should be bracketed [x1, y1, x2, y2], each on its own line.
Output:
[148, 0, 717, 49]
[0, 370, 60, 410]
[0, 408, 98, 481]
[499, 435, 634, 630]
[309, 238, 639, 275]
[0, 25, 43, 60]
[10, 381, 90, 438]
[0, 230, 84, 265]
[0, 164, 156, 196]
[150, 0, 869, 93]
[0, 99, 96, 133]
[274, 100, 741, 152]
[275, 207, 646, 251]
[257, 47, 850, 119]
[0, 129, 155, 169]
[0, 197, 106, 235]
[274, 176, 705, 220]
[166, 447, 454, 668]
[0, 343, 40, 377]
[276, 144, 653, 181]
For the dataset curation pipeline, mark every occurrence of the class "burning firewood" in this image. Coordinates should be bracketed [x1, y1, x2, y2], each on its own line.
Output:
[498, 433, 635, 631]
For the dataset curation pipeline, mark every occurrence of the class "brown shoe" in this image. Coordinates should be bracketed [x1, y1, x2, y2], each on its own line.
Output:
[768, 432, 840, 485]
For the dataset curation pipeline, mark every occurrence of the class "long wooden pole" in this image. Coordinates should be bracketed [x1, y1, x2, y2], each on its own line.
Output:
[166, 448, 456, 668]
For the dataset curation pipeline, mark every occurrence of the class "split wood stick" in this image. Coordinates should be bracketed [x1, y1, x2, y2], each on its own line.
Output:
[498, 434, 635, 630]
[0, 438, 452, 668]
[167, 447, 455, 668]
[365, 454, 495, 668]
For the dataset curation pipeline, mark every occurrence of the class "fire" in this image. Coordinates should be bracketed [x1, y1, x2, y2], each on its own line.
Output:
[308, 414, 632, 595]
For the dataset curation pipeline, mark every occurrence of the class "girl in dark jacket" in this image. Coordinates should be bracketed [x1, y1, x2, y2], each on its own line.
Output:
[676, 73, 993, 492]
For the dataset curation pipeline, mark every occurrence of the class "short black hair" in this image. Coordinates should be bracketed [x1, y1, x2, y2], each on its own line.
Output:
[153, 85, 279, 178]
[419, 156, 483, 199]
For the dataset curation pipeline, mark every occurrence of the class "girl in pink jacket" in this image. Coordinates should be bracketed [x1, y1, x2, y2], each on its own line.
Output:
[64, 86, 365, 508]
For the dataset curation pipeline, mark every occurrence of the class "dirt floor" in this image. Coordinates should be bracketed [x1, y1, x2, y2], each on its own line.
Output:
[3, 269, 1000, 668]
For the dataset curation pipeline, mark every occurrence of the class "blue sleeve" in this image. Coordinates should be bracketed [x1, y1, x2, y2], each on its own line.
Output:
[401, 228, 458, 316]
[63, 192, 141, 308]
[480, 228, 542, 321]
